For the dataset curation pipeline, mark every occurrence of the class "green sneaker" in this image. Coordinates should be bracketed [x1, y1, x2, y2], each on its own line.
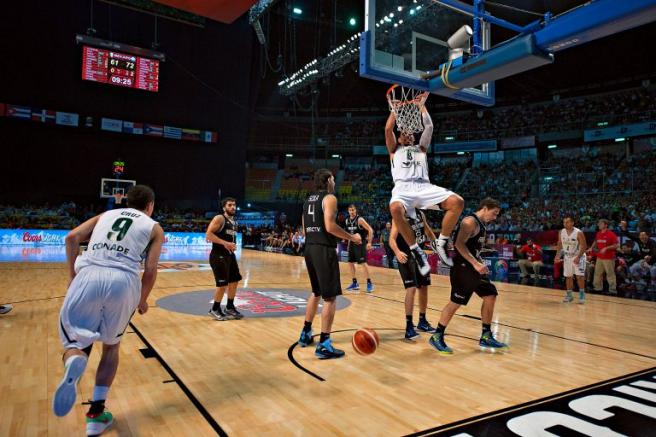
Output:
[86, 410, 113, 436]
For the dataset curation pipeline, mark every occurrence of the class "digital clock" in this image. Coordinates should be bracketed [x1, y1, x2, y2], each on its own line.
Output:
[82, 45, 159, 92]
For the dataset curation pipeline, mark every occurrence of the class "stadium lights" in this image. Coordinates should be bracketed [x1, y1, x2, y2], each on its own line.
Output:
[332, 154, 341, 158]
[457, 152, 465, 155]
[548, 144, 557, 149]
[286, 153, 293, 157]
[597, 121, 608, 126]
[247, 203, 251, 207]
[615, 137, 626, 142]
[293, 7, 302, 15]
[349, 17, 356, 26]
[445, 136, 455, 141]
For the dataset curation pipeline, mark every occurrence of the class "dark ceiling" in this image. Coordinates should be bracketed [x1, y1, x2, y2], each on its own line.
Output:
[252, 0, 656, 113]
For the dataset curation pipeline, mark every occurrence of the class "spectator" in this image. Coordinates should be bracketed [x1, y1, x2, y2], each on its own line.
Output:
[518, 238, 544, 278]
[590, 218, 619, 295]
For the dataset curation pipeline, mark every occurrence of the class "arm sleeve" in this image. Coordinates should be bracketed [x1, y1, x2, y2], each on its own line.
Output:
[418, 111, 433, 149]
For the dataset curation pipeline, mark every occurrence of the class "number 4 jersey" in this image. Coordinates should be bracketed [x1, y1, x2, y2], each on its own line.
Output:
[76, 208, 158, 275]
[303, 191, 338, 247]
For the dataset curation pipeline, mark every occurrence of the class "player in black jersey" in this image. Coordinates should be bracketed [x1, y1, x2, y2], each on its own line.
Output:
[344, 204, 375, 293]
[206, 197, 243, 321]
[298, 169, 362, 359]
[389, 209, 436, 340]
[429, 198, 508, 354]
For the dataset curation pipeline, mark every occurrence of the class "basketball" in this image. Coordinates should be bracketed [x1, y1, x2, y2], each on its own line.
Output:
[352, 328, 380, 356]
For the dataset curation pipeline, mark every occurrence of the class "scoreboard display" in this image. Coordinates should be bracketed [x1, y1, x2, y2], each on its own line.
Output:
[82, 45, 159, 92]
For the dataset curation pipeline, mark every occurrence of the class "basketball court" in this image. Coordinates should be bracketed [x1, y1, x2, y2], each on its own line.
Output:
[2, 249, 655, 435]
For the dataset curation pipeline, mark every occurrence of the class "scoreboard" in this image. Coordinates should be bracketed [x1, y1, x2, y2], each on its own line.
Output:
[82, 45, 159, 92]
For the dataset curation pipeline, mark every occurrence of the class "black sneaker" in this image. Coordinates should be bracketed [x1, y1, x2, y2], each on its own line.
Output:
[315, 339, 345, 359]
[208, 309, 232, 321]
[225, 307, 244, 319]
[416, 319, 435, 333]
[411, 247, 431, 276]
[404, 325, 420, 340]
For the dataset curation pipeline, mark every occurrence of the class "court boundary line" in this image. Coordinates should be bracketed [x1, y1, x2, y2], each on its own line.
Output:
[403, 366, 656, 436]
[129, 322, 228, 436]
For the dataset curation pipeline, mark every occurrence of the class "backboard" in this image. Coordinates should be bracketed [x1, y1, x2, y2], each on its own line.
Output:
[100, 178, 136, 198]
[360, 0, 495, 106]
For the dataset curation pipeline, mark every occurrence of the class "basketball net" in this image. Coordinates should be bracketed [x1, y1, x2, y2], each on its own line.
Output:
[387, 84, 426, 135]
[113, 194, 125, 205]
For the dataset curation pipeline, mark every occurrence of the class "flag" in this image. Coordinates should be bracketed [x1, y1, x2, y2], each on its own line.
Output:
[31, 109, 56, 123]
[123, 121, 144, 135]
[56, 111, 79, 127]
[182, 128, 201, 141]
[6, 105, 31, 119]
[101, 118, 123, 132]
[163, 126, 182, 139]
[144, 124, 163, 136]
[201, 131, 218, 143]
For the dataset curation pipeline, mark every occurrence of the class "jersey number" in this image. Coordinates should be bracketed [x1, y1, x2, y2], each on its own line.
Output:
[307, 204, 316, 223]
[107, 218, 133, 241]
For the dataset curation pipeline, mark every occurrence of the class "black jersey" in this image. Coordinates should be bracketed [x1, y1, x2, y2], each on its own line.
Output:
[345, 215, 368, 240]
[395, 210, 428, 253]
[303, 191, 338, 247]
[211, 214, 238, 255]
[453, 214, 486, 263]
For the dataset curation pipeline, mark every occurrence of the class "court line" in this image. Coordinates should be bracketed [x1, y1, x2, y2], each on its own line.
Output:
[129, 322, 228, 436]
[404, 366, 656, 436]
[368, 294, 656, 361]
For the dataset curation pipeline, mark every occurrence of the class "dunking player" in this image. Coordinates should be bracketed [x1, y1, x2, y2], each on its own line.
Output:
[555, 216, 588, 304]
[344, 204, 375, 293]
[389, 209, 436, 340]
[298, 169, 362, 359]
[429, 198, 508, 354]
[206, 197, 244, 320]
[53, 185, 164, 436]
[385, 92, 464, 273]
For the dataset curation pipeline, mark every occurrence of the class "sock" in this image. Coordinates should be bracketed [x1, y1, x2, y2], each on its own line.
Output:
[303, 321, 312, 332]
[482, 323, 492, 334]
[87, 400, 106, 416]
[320, 332, 330, 343]
[352, 278, 358, 284]
[92, 385, 109, 402]
[410, 243, 419, 250]
[435, 323, 446, 335]
[438, 234, 449, 246]
[419, 312, 427, 322]
[226, 298, 235, 310]
[367, 278, 372, 284]
[406, 314, 413, 326]
[211, 301, 222, 312]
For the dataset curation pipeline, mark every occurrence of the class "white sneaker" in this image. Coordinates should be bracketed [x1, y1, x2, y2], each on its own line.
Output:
[53, 355, 88, 416]
[411, 247, 432, 276]
[435, 244, 453, 267]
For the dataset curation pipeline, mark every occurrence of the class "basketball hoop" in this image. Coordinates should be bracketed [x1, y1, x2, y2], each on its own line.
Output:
[386, 84, 427, 135]
[113, 193, 125, 205]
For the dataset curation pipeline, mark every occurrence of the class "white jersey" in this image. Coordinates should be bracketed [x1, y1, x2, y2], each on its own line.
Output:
[561, 227, 582, 257]
[391, 145, 430, 183]
[75, 208, 158, 275]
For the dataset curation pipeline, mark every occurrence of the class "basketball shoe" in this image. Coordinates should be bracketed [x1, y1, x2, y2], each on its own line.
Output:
[53, 354, 88, 417]
[429, 332, 453, 355]
[416, 319, 435, 333]
[404, 325, 420, 340]
[225, 307, 244, 319]
[411, 247, 431, 276]
[315, 338, 345, 359]
[298, 329, 314, 347]
[479, 332, 508, 351]
[345, 281, 359, 292]
[86, 410, 113, 436]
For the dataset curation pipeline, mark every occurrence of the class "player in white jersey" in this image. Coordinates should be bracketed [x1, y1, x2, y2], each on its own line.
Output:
[385, 92, 464, 273]
[53, 185, 164, 436]
[554, 216, 588, 304]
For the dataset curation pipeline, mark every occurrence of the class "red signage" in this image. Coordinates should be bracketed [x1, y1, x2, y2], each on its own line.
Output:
[82, 46, 159, 92]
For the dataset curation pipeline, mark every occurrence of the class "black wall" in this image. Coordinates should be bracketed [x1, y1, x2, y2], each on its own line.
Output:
[0, 0, 260, 209]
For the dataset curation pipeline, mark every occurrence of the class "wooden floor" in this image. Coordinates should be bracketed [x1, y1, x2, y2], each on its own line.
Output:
[1, 250, 655, 436]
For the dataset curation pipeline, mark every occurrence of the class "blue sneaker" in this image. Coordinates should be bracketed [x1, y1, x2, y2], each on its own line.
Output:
[53, 355, 88, 417]
[405, 325, 420, 340]
[366, 282, 374, 293]
[346, 282, 359, 292]
[315, 338, 345, 359]
[578, 290, 586, 304]
[429, 332, 453, 355]
[416, 319, 435, 333]
[563, 292, 574, 303]
[479, 332, 508, 351]
[298, 329, 314, 347]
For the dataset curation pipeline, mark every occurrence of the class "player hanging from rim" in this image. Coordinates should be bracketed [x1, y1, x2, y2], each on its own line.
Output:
[297, 169, 362, 359]
[554, 216, 588, 304]
[53, 185, 164, 436]
[389, 209, 436, 340]
[429, 198, 508, 354]
[344, 204, 375, 293]
[385, 91, 464, 274]
[206, 197, 244, 321]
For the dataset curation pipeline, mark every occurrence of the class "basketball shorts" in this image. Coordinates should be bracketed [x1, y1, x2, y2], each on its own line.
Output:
[59, 267, 141, 349]
[304, 244, 342, 299]
[348, 241, 367, 264]
[398, 255, 431, 289]
[389, 181, 454, 219]
[563, 254, 586, 277]
[449, 260, 498, 305]
[209, 251, 242, 286]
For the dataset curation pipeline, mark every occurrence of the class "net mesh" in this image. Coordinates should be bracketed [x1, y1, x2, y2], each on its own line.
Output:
[387, 85, 426, 135]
